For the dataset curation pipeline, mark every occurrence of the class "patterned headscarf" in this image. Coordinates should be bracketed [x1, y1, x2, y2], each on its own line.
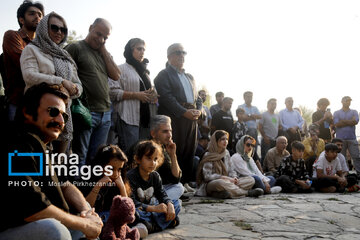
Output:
[31, 12, 76, 81]
[236, 135, 256, 173]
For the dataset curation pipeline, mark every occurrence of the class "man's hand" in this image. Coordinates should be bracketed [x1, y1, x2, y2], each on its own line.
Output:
[153, 203, 168, 214]
[82, 212, 103, 239]
[183, 109, 201, 121]
[166, 139, 176, 156]
[337, 177, 347, 188]
[263, 135, 271, 145]
[165, 202, 176, 221]
[264, 181, 271, 193]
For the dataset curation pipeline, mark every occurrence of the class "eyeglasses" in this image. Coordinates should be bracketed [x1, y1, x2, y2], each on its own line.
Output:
[47, 107, 69, 122]
[50, 24, 68, 35]
[173, 50, 187, 56]
[246, 143, 255, 148]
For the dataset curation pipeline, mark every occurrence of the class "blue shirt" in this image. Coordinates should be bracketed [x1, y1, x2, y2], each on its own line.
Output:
[333, 108, 359, 140]
[279, 108, 304, 131]
[238, 104, 260, 129]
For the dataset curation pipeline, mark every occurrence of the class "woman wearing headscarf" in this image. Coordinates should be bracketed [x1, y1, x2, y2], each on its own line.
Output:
[195, 130, 263, 198]
[20, 12, 82, 153]
[230, 135, 282, 194]
[108, 38, 157, 151]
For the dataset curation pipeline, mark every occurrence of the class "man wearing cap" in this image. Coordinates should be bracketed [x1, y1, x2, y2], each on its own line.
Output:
[154, 43, 201, 189]
[333, 96, 360, 177]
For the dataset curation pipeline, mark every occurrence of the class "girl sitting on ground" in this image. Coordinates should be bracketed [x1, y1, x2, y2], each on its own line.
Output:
[127, 140, 181, 235]
[230, 135, 282, 194]
[195, 130, 263, 198]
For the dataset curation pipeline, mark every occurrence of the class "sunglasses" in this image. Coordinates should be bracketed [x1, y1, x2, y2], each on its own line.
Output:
[173, 50, 187, 56]
[50, 24, 68, 35]
[47, 107, 69, 122]
[246, 143, 255, 148]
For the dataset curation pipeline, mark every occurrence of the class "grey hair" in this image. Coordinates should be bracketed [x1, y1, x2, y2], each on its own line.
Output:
[276, 136, 288, 143]
[150, 115, 171, 131]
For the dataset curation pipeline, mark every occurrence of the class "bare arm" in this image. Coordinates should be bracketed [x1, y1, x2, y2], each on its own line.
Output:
[61, 181, 89, 213]
[100, 45, 121, 80]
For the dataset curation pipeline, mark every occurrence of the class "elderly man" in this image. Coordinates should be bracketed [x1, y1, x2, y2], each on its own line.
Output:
[333, 96, 360, 177]
[65, 18, 120, 166]
[154, 43, 201, 190]
[150, 115, 184, 201]
[0, 83, 103, 240]
[279, 97, 304, 151]
[263, 136, 290, 175]
[2, 0, 44, 121]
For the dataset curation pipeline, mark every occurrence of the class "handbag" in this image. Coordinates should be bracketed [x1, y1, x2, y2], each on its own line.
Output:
[71, 98, 92, 130]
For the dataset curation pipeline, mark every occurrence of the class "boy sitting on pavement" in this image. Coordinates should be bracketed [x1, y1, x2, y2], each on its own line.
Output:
[275, 141, 312, 193]
[312, 143, 347, 193]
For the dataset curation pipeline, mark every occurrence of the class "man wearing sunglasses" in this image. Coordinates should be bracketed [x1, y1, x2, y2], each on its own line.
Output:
[0, 83, 103, 239]
[154, 43, 201, 190]
[2, 0, 44, 122]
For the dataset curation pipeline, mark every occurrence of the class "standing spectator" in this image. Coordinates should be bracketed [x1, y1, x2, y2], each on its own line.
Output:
[259, 98, 280, 164]
[20, 12, 82, 154]
[65, 18, 121, 166]
[2, 0, 44, 121]
[333, 96, 360, 177]
[0, 83, 103, 239]
[279, 97, 304, 152]
[198, 89, 212, 137]
[231, 107, 248, 153]
[108, 38, 157, 151]
[154, 43, 201, 186]
[263, 136, 290, 175]
[312, 98, 333, 142]
[209, 91, 224, 116]
[150, 115, 184, 201]
[238, 91, 262, 140]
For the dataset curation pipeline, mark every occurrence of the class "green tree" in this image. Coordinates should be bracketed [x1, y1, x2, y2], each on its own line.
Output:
[65, 30, 82, 46]
[298, 105, 314, 126]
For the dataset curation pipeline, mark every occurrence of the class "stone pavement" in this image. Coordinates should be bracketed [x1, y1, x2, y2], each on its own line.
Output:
[146, 192, 360, 239]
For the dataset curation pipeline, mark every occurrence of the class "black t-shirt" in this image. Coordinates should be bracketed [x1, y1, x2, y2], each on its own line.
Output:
[312, 110, 332, 140]
[156, 146, 181, 185]
[211, 110, 234, 134]
[1, 124, 69, 231]
[127, 167, 170, 211]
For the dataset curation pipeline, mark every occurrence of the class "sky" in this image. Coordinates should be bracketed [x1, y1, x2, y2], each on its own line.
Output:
[1, 0, 360, 134]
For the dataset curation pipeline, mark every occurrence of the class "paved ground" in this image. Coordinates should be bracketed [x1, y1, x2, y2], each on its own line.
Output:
[146, 192, 360, 239]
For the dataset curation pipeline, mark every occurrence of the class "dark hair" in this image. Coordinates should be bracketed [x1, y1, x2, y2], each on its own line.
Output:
[236, 107, 245, 115]
[331, 138, 343, 144]
[325, 143, 339, 152]
[93, 144, 131, 195]
[134, 140, 164, 169]
[17, 83, 68, 122]
[243, 91, 253, 98]
[243, 135, 256, 145]
[214, 130, 229, 142]
[291, 141, 305, 151]
[267, 98, 277, 105]
[198, 89, 206, 95]
[223, 97, 233, 103]
[317, 98, 330, 108]
[215, 91, 224, 97]
[17, 0, 45, 28]
[48, 12, 67, 30]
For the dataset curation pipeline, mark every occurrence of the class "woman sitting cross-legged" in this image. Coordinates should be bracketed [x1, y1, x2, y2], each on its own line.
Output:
[195, 130, 264, 198]
[230, 135, 282, 194]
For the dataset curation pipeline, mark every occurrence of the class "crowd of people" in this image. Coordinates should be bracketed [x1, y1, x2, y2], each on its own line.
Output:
[1, 1, 360, 240]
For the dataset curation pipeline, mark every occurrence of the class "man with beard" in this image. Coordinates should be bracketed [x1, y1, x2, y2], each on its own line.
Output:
[2, 0, 44, 121]
[0, 83, 103, 239]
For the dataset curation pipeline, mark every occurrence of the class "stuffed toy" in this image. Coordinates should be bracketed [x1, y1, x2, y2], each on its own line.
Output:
[100, 196, 140, 240]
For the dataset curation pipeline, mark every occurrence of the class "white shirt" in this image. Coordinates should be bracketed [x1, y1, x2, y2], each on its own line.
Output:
[313, 153, 342, 178]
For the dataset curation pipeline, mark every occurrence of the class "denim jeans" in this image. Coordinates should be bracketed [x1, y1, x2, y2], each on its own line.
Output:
[73, 111, 111, 167]
[7, 103, 17, 121]
[118, 119, 139, 152]
[341, 139, 360, 174]
[136, 199, 181, 230]
[163, 183, 184, 201]
[0, 218, 84, 240]
[253, 175, 276, 191]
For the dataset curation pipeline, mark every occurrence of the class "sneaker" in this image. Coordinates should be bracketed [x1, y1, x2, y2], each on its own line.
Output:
[180, 194, 190, 201]
[346, 184, 360, 192]
[135, 223, 148, 239]
[248, 188, 264, 197]
[184, 183, 196, 193]
[270, 186, 282, 194]
[168, 216, 180, 228]
[211, 190, 231, 199]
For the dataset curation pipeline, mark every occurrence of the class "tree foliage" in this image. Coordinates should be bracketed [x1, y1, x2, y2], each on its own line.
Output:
[65, 30, 82, 46]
